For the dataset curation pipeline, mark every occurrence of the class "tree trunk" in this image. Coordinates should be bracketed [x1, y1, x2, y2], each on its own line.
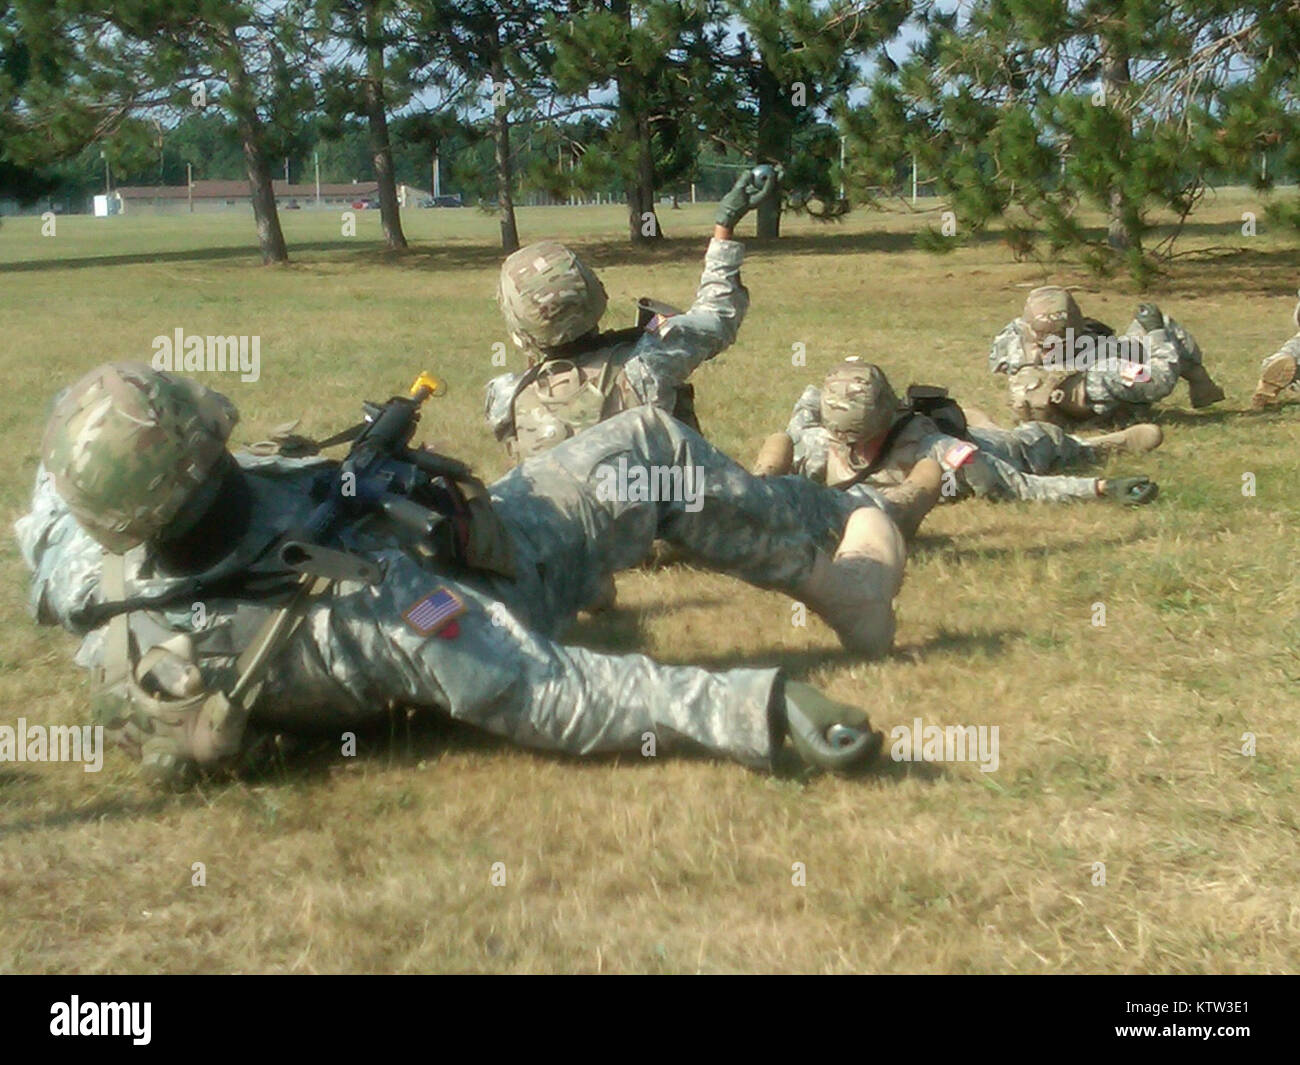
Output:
[614, 0, 660, 243]
[364, 1, 407, 251]
[626, 107, 661, 242]
[227, 44, 288, 264]
[755, 60, 791, 239]
[491, 58, 520, 253]
[1101, 40, 1136, 254]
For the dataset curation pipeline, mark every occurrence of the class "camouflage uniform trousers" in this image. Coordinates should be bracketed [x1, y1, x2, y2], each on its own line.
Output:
[484, 238, 748, 447]
[18, 408, 881, 771]
[785, 386, 1099, 503]
[990, 314, 1203, 420]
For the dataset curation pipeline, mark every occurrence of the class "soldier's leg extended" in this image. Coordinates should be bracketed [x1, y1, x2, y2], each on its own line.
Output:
[490, 407, 912, 655]
[1252, 345, 1300, 409]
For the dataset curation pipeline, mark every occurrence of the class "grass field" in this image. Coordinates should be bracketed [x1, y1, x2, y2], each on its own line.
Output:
[2, 191, 1299, 974]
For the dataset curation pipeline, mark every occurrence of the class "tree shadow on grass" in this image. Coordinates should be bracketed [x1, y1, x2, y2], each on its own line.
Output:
[0, 793, 173, 840]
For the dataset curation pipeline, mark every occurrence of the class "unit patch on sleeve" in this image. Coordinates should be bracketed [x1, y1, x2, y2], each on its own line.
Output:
[403, 586, 467, 638]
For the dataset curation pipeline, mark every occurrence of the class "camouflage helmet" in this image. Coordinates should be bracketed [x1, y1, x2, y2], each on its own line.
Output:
[41, 363, 238, 554]
[820, 359, 899, 443]
[498, 241, 608, 350]
[1023, 286, 1084, 341]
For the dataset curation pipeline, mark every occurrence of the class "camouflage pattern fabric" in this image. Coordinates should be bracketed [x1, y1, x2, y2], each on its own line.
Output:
[498, 241, 608, 349]
[17, 407, 886, 771]
[41, 363, 237, 553]
[786, 386, 1100, 503]
[485, 238, 748, 459]
[819, 360, 897, 442]
[989, 310, 1204, 424]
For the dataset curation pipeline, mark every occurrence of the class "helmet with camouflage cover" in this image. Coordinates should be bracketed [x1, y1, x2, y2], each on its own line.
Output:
[1023, 286, 1084, 341]
[41, 362, 238, 554]
[498, 241, 608, 352]
[820, 359, 899, 443]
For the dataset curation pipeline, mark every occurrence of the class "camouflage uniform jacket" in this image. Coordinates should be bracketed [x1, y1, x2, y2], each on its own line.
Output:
[988, 312, 1201, 419]
[485, 238, 748, 460]
[786, 386, 1100, 503]
[17, 407, 877, 771]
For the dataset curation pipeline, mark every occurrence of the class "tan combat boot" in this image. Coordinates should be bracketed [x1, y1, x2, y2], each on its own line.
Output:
[1083, 423, 1164, 457]
[1185, 364, 1226, 408]
[752, 432, 794, 476]
[877, 458, 943, 540]
[796, 508, 906, 658]
[1251, 354, 1297, 409]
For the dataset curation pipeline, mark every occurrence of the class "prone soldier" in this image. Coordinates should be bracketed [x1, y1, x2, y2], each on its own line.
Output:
[754, 359, 1162, 507]
[989, 286, 1225, 428]
[17, 364, 943, 784]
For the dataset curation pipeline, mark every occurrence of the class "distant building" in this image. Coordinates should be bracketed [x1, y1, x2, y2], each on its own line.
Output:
[112, 179, 428, 214]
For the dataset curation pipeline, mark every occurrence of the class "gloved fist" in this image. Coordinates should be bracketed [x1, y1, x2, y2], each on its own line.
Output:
[715, 164, 779, 229]
[778, 680, 882, 773]
[1101, 476, 1159, 505]
[1134, 303, 1165, 333]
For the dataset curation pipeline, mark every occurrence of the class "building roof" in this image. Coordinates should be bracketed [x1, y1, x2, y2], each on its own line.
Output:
[116, 180, 381, 200]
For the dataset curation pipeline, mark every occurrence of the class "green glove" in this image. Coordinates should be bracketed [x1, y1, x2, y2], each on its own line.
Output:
[1102, 476, 1159, 505]
[778, 680, 882, 773]
[1134, 303, 1165, 333]
[715, 164, 779, 229]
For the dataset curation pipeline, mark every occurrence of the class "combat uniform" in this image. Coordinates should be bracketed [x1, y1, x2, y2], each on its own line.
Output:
[989, 298, 1215, 426]
[785, 385, 1103, 504]
[18, 406, 887, 771]
[485, 239, 747, 461]
[1251, 294, 1300, 408]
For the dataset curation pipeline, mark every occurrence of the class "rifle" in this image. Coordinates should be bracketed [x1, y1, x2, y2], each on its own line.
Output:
[279, 372, 474, 582]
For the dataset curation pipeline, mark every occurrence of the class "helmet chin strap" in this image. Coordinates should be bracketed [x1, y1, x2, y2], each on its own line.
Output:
[153, 453, 252, 574]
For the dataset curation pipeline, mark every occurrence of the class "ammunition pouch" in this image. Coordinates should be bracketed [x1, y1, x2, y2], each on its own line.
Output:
[1007, 367, 1089, 426]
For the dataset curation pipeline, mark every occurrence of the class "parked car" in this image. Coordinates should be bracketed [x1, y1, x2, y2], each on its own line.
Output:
[425, 194, 464, 208]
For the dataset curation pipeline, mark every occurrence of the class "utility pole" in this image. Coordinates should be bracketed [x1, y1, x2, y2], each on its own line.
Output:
[839, 135, 846, 199]
[314, 151, 321, 206]
[432, 151, 440, 198]
[911, 155, 918, 204]
[187, 163, 193, 213]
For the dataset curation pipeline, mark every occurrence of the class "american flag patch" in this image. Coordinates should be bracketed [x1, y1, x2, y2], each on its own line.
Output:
[403, 587, 467, 637]
[944, 441, 978, 468]
[1119, 360, 1150, 384]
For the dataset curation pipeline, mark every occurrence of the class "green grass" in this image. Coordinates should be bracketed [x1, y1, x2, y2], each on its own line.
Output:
[1, 190, 1299, 973]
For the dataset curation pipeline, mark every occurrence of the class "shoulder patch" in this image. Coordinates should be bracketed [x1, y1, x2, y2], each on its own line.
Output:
[944, 441, 978, 468]
[403, 586, 467, 638]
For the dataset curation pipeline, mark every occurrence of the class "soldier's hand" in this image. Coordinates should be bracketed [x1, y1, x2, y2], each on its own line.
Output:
[778, 681, 883, 773]
[1100, 476, 1159, 505]
[715, 165, 780, 230]
[1134, 303, 1165, 333]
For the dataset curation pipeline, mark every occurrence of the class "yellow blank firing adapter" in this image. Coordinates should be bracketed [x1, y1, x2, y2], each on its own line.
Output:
[410, 371, 447, 398]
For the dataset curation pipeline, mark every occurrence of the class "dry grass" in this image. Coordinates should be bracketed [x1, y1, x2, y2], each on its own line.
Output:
[2, 190, 1299, 973]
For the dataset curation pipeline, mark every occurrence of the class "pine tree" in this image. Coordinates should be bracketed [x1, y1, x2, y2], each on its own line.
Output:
[848, 1, 1299, 282]
[551, 1, 716, 243]
[410, 1, 560, 252]
[708, 0, 909, 238]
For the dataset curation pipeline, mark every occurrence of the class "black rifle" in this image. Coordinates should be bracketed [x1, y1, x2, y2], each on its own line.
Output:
[279, 372, 474, 581]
